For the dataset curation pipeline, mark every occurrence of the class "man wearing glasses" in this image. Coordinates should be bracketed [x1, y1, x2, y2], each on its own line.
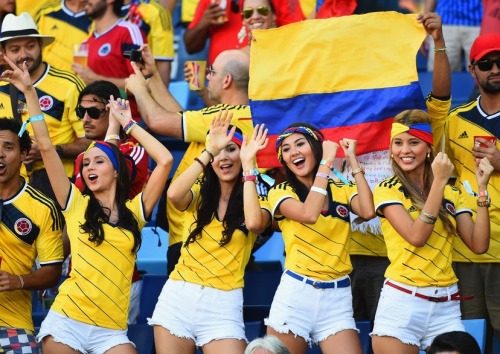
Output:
[444, 33, 500, 352]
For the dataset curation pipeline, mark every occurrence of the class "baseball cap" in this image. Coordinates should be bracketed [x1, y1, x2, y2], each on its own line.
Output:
[470, 33, 500, 63]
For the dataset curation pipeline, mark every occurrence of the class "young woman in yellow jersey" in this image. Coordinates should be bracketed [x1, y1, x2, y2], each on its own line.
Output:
[1, 56, 173, 354]
[152, 112, 270, 354]
[265, 123, 375, 354]
[371, 110, 493, 354]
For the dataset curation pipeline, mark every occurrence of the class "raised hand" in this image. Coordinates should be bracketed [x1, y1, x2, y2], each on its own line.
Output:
[240, 124, 268, 168]
[339, 138, 357, 159]
[322, 140, 339, 163]
[0, 55, 32, 93]
[431, 152, 454, 184]
[206, 110, 235, 156]
[108, 95, 133, 127]
[418, 12, 444, 42]
[475, 157, 494, 189]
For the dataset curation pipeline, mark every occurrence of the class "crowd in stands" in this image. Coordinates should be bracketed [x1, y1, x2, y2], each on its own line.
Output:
[0, 0, 499, 354]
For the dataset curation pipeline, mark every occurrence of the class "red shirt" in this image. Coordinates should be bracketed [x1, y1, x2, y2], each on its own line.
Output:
[85, 20, 146, 122]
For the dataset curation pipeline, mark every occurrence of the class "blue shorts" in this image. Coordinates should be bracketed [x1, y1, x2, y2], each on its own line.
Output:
[265, 270, 357, 344]
[37, 310, 133, 354]
[149, 279, 246, 347]
[0, 327, 39, 354]
[371, 279, 465, 350]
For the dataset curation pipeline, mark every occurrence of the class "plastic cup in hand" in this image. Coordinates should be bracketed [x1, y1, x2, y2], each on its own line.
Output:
[474, 136, 497, 148]
[186, 60, 206, 91]
[73, 43, 88, 67]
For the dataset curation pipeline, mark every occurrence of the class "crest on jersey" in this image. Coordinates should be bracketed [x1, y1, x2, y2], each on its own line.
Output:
[98, 43, 112, 57]
[39, 96, 54, 111]
[336, 205, 349, 218]
[445, 202, 455, 215]
[15, 218, 32, 236]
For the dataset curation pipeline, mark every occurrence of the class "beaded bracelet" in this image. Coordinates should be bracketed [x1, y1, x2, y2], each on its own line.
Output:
[421, 210, 437, 222]
[477, 197, 491, 207]
[194, 157, 206, 170]
[202, 149, 215, 163]
[434, 47, 447, 54]
[311, 186, 327, 196]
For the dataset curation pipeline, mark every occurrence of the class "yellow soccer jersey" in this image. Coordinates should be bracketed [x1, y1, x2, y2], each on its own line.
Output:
[51, 185, 146, 330]
[348, 96, 451, 258]
[36, 2, 92, 72]
[169, 180, 258, 290]
[17, 0, 54, 18]
[0, 65, 85, 177]
[122, 0, 174, 61]
[167, 104, 253, 246]
[268, 180, 358, 280]
[0, 181, 63, 331]
[374, 176, 471, 287]
[181, 0, 200, 23]
[446, 99, 500, 263]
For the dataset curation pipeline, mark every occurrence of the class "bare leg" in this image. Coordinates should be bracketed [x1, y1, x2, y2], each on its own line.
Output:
[372, 335, 420, 354]
[154, 325, 196, 354]
[203, 338, 246, 354]
[105, 343, 137, 354]
[320, 329, 363, 354]
[41, 336, 81, 354]
[267, 327, 308, 354]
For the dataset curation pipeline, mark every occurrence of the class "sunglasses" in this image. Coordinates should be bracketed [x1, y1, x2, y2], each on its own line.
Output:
[76, 106, 106, 119]
[474, 58, 500, 71]
[206, 65, 216, 76]
[242, 6, 270, 19]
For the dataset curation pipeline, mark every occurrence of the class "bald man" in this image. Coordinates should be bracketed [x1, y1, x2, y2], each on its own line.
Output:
[126, 47, 254, 273]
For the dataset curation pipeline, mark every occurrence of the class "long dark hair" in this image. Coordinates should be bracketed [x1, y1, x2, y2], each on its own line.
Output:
[279, 122, 324, 202]
[79, 143, 142, 253]
[184, 133, 245, 247]
[391, 110, 457, 237]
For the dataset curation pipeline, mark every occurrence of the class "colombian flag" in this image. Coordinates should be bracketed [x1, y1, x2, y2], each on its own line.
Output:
[249, 12, 427, 167]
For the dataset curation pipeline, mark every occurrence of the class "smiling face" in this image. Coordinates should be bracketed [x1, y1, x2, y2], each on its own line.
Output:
[470, 51, 500, 94]
[242, 0, 274, 41]
[0, 130, 26, 186]
[280, 133, 316, 183]
[81, 146, 118, 193]
[3, 37, 42, 74]
[211, 142, 242, 183]
[391, 132, 431, 176]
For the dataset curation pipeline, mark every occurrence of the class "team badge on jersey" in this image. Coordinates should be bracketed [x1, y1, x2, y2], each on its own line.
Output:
[98, 43, 112, 57]
[336, 205, 349, 218]
[39, 96, 54, 111]
[15, 218, 32, 236]
[445, 202, 455, 215]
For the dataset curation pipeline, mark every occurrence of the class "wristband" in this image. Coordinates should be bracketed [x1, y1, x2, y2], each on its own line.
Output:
[478, 190, 488, 198]
[421, 210, 438, 222]
[316, 172, 329, 180]
[242, 175, 257, 183]
[477, 197, 491, 207]
[243, 168, 259, 177]
[123, 120, 137, 135]
[320, 159, 333, 169]
[104, 134, 120, 142]
[55, 145, 64, 158]
[18, 114, 45, 137]
[311, 186, 327, 196]
[18, 275, 24, 289]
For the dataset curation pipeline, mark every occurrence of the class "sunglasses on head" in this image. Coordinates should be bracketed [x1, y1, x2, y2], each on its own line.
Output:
[75, 106, 106, 119]
[474, 58, 500, 71]
[242, 6, 270, 19]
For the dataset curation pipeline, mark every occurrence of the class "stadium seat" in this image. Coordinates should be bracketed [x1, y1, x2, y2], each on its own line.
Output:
[494, 334, 500, 354]
[463, 318, 487, 354]
[254, 260, 283, 272]
[243, 270, 282, 322]
[136, 227, 169, 275]
[137, 274, 168, 324]
[128, 323, 154, 353]
[245, 320, 264, 341]
[356, 320, 372, 354]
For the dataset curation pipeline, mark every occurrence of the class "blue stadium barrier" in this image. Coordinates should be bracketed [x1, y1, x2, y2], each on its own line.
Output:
[128, 323, 155, 353]
[138, 274, 168, 324]
[243, 270, 282, 322]
[494, 334, 500, 354]
[245, 320, 265, 342]
[136, 227, 169, 275]
[169, 81, 190, 109]
[252, 232, 285, 268]
[418, 71, 475, 108]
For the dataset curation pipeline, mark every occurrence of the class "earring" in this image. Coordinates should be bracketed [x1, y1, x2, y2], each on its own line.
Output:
[237, 25, 247, 44]
[427, 152, 430, 159]
[390, 153, 394, 160]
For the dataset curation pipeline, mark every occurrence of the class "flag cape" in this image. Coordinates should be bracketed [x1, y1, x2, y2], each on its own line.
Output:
[249, 12, 427, 167]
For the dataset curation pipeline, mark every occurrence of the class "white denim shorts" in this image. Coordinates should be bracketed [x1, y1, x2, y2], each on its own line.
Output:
[36, 310, 133, 354]
[265, 270, 357, 344]
[148, 279, 246, 347]
[371, 279, 465, 350]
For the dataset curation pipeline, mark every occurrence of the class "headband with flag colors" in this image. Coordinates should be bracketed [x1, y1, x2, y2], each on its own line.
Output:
[249, 12, 427, 167]
[84, 141, 120, 171]
[275, 126, 324, 161]
[390, 122, 434, 145]
[231, 130, 243, 147]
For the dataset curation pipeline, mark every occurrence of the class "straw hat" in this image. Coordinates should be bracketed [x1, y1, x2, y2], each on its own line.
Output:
[0, 12, 55, 47]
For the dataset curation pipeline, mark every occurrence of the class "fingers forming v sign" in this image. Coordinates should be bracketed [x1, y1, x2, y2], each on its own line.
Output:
[0, 55, 32, 92]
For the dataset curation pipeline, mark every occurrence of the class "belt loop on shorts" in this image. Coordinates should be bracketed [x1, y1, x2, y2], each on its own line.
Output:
[385, 280, 474, 302]
[285, 270, 350, 289]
